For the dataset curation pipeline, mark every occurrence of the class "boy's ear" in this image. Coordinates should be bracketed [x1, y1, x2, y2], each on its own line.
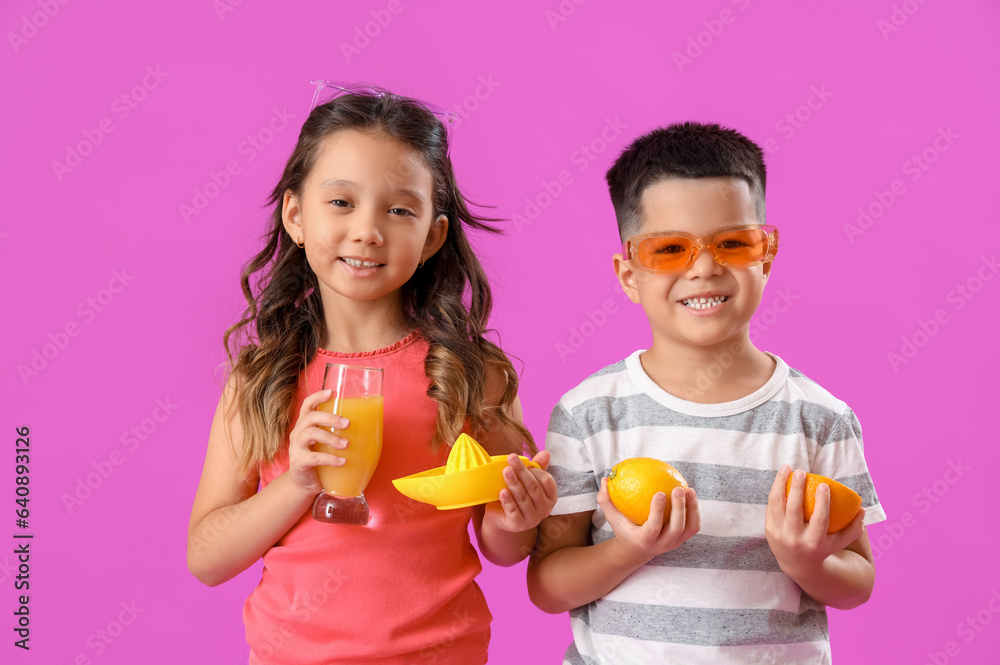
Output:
[762, 259, 773, 279]
[613, 253, 641, 304]
[282, 190, 302, 241]
[421, 214, 449, 263]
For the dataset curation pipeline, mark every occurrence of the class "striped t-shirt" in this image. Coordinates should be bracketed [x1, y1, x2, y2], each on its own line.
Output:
[546, 350, 886, 665]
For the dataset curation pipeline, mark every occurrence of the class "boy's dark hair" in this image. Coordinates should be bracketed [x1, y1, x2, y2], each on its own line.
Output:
[605, 121, 767, 241]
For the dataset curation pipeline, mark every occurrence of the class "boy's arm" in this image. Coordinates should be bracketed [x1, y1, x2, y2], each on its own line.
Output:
[765, 466, 875, 610]
[527, 479, 700, 614]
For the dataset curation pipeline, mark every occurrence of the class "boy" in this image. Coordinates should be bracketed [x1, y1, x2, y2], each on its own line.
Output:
[527, 122, 885, 664]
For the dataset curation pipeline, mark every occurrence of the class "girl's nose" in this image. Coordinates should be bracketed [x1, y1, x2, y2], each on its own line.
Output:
[349, 208, 383, 245]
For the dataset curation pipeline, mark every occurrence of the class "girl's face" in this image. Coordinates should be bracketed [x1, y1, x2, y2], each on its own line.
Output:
[282, 129, 448, 312]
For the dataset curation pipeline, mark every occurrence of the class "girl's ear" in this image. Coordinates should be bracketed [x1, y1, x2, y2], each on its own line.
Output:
[421, 214, 449, 263]
[282, 190, 303, 242]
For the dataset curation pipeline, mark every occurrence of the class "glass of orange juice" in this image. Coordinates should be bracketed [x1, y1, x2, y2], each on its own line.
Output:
[311, 363, 384, 525]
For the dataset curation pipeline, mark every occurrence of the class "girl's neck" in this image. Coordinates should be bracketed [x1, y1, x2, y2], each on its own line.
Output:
[318, 290, 413, 354]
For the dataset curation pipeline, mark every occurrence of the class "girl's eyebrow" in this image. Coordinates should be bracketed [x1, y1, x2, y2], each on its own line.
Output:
[319, 179, 424, 203]
[320, 178, 355, 189]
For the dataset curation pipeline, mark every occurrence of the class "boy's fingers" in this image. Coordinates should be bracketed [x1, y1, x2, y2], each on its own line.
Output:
[831, 507, 866, 549]
[808, 483, 832, 532]
[665, 487, 687, 536]
[683, 488, 701, 537]
[766, 465, 791, 523]
[644, 491, 668, 533]
[785, 469, 807, 524]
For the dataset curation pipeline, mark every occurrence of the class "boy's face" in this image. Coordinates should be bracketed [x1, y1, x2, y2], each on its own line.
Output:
[613, 176, 771, 352]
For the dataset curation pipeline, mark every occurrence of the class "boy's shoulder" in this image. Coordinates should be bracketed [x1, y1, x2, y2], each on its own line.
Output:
[553, 353, 637, 412]
[780, 360, 853, 416]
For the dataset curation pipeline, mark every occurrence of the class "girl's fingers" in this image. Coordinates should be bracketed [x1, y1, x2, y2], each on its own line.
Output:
[683, 488, 700, 538]
[300, 389, 333, 417]
[308, 451, 346, 468]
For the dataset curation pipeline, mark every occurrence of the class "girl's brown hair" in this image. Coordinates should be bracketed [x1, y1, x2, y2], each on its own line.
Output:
[222, 89, 535, 481]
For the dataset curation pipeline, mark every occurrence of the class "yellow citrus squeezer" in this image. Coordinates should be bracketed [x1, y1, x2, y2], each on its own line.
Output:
[391, 433, 541, 509]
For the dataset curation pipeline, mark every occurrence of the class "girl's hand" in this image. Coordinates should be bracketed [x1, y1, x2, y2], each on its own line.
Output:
[286, 389, 350, 498]
[765, 466, 866, 579]
[484, 450, 558, 533]
[597, 477, 700, 567]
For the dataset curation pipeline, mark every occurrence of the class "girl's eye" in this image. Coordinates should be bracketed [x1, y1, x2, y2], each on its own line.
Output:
[389, 208, 414, 217]
[329, 199, 350, 207]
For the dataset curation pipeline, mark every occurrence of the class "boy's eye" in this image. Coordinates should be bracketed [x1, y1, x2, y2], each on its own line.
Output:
[655, 243, 686, 254]
[329, 199, 350, 207]
[718, 239, 747, 249]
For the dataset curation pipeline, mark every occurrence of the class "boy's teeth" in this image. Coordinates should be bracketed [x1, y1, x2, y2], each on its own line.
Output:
[342, 258, 380, 268]
[682, 296, 729, 309]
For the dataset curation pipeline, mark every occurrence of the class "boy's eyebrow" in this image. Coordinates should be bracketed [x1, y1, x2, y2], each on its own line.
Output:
[319, 178, 425, 203]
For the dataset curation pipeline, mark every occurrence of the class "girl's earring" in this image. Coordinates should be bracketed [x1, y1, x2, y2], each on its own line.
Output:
[296, 237, 304, 249]
[417, 258, 425, 268]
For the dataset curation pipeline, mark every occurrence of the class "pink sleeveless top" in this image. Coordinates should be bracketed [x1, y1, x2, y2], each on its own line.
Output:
[243, 331, 491, 664]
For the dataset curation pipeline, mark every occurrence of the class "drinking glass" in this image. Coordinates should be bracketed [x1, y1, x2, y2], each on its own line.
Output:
[311, 364, 384, 525]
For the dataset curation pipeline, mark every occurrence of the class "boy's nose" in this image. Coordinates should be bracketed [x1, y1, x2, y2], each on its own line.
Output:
[686, 245, 724, 277]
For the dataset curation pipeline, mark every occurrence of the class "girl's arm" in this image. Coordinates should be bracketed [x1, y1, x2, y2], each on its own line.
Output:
[472, 387, 558, 567]
[187, 382, 348, 586]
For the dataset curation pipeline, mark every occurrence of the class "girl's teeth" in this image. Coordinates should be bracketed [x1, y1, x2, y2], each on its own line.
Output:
[343, 258, 380, 268]
[682, 296, 729, 309]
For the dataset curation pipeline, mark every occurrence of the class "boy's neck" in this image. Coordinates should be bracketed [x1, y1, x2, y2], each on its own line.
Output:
[639, 335, 776, 404]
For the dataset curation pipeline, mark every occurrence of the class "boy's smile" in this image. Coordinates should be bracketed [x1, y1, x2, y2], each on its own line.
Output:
[614, 176, 771, 353]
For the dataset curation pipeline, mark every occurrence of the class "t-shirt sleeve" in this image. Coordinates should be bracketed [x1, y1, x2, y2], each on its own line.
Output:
[811, 408, 886, 527]
[546, 401, 599, 516]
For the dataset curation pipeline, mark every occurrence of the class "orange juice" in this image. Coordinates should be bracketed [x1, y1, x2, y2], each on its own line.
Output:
[312, 395, 383, 497]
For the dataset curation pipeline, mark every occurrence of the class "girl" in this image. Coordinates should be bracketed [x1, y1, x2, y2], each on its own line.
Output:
[187, 83, 557, 664]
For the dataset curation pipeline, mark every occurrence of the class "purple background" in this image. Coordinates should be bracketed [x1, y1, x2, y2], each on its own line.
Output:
[3, 1, 999, 663]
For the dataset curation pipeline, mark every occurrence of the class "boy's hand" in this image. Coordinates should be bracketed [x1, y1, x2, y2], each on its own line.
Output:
[597, 477, 700, 566]
[484, 450, 558, 533]
[765, 466, 866, 579]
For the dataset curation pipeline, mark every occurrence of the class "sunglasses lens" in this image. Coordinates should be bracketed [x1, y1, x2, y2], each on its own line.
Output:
[636, 236, 694, 271]
[714, 228, 769, 266]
